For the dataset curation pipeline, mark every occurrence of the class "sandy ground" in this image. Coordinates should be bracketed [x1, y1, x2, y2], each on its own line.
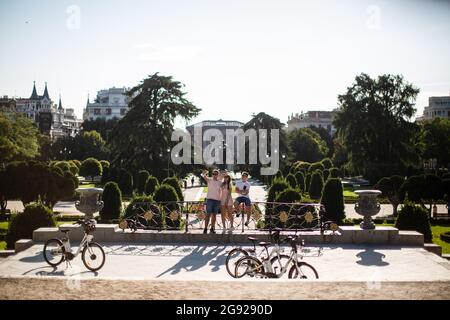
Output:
[1, 277, 449, 300]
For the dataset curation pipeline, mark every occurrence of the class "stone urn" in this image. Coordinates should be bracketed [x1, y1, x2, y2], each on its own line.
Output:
[75, 188, 104, 220]
[354, 190, 381, 230]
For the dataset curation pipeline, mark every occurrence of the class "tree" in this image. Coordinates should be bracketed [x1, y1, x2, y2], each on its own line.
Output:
[119, 169, 133, 196]
[288, 128, 328, 163]
[321, 178, 345, 223]
[267, 178, 290, 202]
[420, 117, 450, 169]
[285, 174, 297, 189]
[308, 171, 324, 199]
[0, 111, 39, 163]
[321, 158, 333, 169]
[395, 202, 432, 242]
[308, 125, 334, 157]
[294, 171, 305, 192]
[80, 158, 102, 179]
[81, 117, 120, 141]
[236, 112, 289, 179]
[375, 175, 405, 216]
[51, 130, 109, 161]
[100, 182, 122, 220]
[400, 174, 443, 214]
[109, 73, 200, 180]
[334, 73, 420, 183]
[136, 170, 150, 194]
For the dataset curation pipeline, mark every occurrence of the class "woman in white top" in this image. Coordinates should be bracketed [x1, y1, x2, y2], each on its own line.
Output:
[220, 174, 234, 233]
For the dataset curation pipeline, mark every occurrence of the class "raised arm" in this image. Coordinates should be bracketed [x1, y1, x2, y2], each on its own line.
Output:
[201, 170, 211, 182]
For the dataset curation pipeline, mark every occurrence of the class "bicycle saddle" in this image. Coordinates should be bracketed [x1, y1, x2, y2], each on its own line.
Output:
[258, 241, 271, 247]
[247, 237, 258, 242]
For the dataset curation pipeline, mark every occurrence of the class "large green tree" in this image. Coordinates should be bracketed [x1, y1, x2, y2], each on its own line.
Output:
[334, 73, 420, 183]
[51, 130, 109, 161]
[288, 128, 328, 163]
[0, 111, 39, 163]
[420, 117, 450, 169]
[81, 117, 120, 141]
[109, 73, 200, 180]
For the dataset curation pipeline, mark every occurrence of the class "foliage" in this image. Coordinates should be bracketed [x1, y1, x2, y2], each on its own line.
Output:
[119, 170, 134, 196]
[285, 174, 297, 189]
[51, 130, 109, 161]
[323, 169, 330, 181]
[375, 175, 405, 216]
[294, 171, 305, 192]
[329, 167, 341, 178]
[108, 73, 200, 181]
[308, 171, 324, 199]
[145, 175, 159, 196]
[420, 118, 450, 169]
[288, 128, 328, 163]
[80, 157, 103, 178]
[308, 162, 325, 173]
[395, 202, 432, 243]
[81, 117, 120, 141]
[100, 182, 122, 220]
[267, 178, 290, 202]
[0, 111, 39, 162]
[6, 203, 56, 249]
[334, 73, 420, 183]
[162, 177, 184, 201]
[321, 178, 345, 223]
[401, 174, 443, 208]
[123, 194, 153, 218]
[136, 170, 150, 194]
[321, 158, 333, 169]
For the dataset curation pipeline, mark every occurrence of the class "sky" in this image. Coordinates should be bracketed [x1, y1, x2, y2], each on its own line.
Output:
[1, 0, 450, 127]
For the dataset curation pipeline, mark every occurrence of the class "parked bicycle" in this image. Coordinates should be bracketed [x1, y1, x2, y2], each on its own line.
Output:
[43, 219, 105, 271]
[234, 234, 320, 279]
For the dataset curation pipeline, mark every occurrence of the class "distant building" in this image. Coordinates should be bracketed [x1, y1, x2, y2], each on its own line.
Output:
[3, 82, 81, 140]
[287, 110, 337, 136]
[83, 87, 129, 121]
[0, 96, 16, 109]
[416, 94, 450, 122]
[186, 119, 244, 170]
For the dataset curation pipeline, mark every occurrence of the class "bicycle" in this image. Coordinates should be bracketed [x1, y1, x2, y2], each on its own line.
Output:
[43, 219, 106, 272]
[225, 229, 287, 278]
[234, 235, 319, 279]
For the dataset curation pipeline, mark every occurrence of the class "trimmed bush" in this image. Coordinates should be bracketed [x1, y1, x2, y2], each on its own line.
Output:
[162, 177, 184, 201]
[395, 202, 432, 243]
[323, 169, 330, 181]
[68, 161, 79, 176]
[123, 194, 153, 218]
[440, 231, 450, 243]
[101, 165, 110, 184]
[294, 171, 305, 192]
[329, 167, 341, 178]
[305, 173, 312, 193]
[119, 170, 134, 196]
[137, 170, 150, 194]
[275, 188, 302, 203]
[80, 157, 102, 179]
[71, 159, 81, 169]
[267, 178, 290, 202]
[293, 161, 311, 172]
[154, 184, 180, 229]
[321, 178, 345, 223]
[6, 203, 56, 249]
[285, 174, 297, 189]
[308, 162, 325, 173]
[145, 175, 159, 196]
[55, 161, 71, 173]
[309, 171, 324, 199]
[321, 158, 333, 169]
[100, 182, 122, 220]
[99, 160, 110, 170]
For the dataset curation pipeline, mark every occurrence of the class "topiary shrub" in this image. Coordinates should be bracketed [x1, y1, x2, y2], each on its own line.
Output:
[294, 171, 305, 192]
[68, 161, 79, 176]
[145, 175, 159, 196]
[272, 188, 303, 229]
[323, 169, 330, 181]
[293, 161, 311, 172]
[308, 162, 325, 173]
[122, 194, 162, 229]
[162, 177, 184, 201]
[55, 161, 71, 173]
[320, 178, 345, 223]
[329, 167, 341, 178]
[267, 178, 290, 203]
[119, 170, 134, 196]
[6, 203, 56, 249]
[136, 170, 150, 194]
[99, 160, 110, 170]
[305, 173, 312, 193]
[80, 157, 102, 180]
[285, 174, 297, 189]
[309, 171, 324, 199]
[101, 165, 110, 184]
[395, 202, 432, 243]
[123, 195, 153, 218]
[321, 158, 333, 169]
[153, 184, 180, 229]
[100, 182, 122, 221]
[440, 231, 450, 243]
[71, 159, 81, 169]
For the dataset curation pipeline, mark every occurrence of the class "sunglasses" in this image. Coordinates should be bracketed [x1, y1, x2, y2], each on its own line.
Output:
[212, 172, 219, 175]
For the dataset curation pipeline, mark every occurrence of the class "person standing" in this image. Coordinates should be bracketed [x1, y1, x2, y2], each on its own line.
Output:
[191, 176, 195, 187]
[200, 169, 224, 234]
[220, 174, 234, 233]
[234, 172, 252, 227]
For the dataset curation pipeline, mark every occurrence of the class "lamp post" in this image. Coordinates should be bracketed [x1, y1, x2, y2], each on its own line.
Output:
[167, 148, 171, 178]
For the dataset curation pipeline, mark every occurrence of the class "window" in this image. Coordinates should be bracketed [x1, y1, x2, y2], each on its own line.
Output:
[120, 108, 126, 115]
[106, 108, 112, 115]
[94, 108, 101, 115]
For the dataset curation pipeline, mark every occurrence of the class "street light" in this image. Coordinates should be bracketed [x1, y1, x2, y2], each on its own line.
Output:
[167, 148, 171, 177]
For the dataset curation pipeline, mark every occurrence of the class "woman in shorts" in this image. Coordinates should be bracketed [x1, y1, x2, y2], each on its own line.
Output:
[220, 174, 234, 233]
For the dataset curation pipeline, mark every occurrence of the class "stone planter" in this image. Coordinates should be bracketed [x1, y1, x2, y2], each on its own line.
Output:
[354, 190, 381, 230]
[75, 187, 104, 220]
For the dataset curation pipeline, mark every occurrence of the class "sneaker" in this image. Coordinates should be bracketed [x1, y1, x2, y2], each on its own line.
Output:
[203, 229, 207, 234]
[210, 229, 216, 234]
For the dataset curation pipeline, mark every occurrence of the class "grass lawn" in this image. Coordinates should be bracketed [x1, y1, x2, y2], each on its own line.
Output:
[0, 241, 5, 250]
[431, 224, 450, 254]
[0, 221, 8, 231]
[78, 183, 96, 188]
[343, 190, 358, 199]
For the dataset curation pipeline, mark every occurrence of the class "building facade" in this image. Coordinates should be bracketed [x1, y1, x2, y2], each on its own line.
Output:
[3, 82, 81, 140]
[83, 87, 129, 121]
[286, 110, 336, 136]
[416, 94, 450, 122]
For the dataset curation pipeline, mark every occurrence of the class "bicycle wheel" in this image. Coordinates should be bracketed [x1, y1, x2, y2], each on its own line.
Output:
[225, 248, 248, 278]
[270, 254, 293, 277]
[288, 261, 319, 279]
[43, 238, 65, 267]
[234, 256, 264, 278]
[82, 242, 105, 271]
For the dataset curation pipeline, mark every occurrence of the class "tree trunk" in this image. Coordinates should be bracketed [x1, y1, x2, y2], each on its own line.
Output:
[392, 203, 399, 217]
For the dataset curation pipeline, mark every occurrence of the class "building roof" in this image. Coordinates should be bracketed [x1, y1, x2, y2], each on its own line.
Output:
[30, 81, 38, 99]
[42, 82, 50, 99]
[186, 119, 244, 129]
